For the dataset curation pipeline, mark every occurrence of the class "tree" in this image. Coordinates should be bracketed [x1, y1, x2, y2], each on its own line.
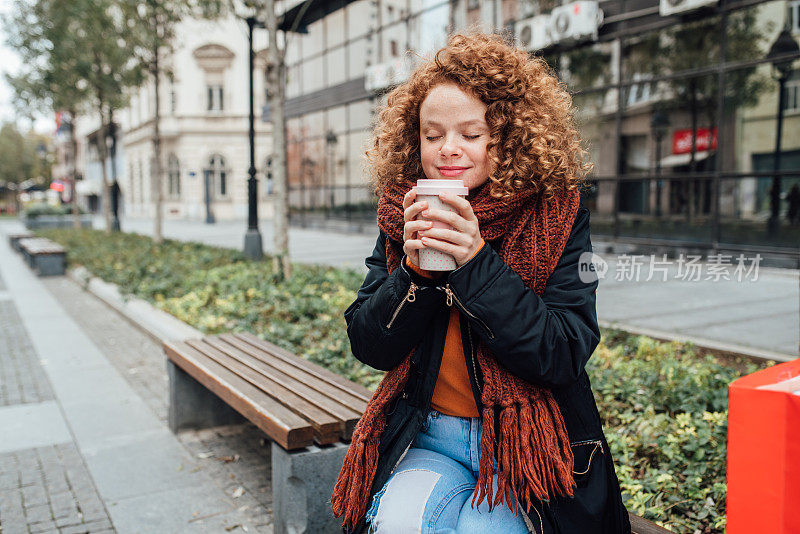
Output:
[3, 0, 145, 232]
[627, 10, 772, 221]
[122, 0, 228, 244]
[254, 0, 315, 280]
[3, 0, 90, 227]
[0, 123, 53, 212]
[0, 123, 36, 185]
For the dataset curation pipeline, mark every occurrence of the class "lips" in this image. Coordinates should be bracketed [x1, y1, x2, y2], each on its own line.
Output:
[438, 166, 469, 177]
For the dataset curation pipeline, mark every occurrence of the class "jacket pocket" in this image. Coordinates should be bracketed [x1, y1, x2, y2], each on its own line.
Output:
[549, 438, 609, 533]
[570, 438, 604, 486]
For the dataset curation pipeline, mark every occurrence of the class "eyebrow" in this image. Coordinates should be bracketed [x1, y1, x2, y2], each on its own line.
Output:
[421, 119, 487, 128]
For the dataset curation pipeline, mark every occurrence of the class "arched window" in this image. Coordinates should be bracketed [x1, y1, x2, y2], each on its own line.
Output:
[167, 154, 181, 198]
[208, 154, 227, 198]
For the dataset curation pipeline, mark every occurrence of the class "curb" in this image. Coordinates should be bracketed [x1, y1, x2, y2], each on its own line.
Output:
[598, 319, 796, 363]
[67, 266, 202, 344]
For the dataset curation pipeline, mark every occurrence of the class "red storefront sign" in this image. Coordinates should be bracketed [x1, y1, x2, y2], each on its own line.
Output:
[672, 127, 717, 154]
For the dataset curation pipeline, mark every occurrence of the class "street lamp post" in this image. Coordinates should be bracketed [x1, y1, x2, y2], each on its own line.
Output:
[204, 168, 215, 224]
[243, 14, 265, 260]
[766, 23, 799, 236]
[325, 130, 338, 215]
[650, 111, 670, 218]
[107, 121, 121, 231]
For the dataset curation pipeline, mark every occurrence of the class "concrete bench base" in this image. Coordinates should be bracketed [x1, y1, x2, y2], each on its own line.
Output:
[167, 360, 245, 432]
[272, 442, 349, 534]
[34, 253, 66, 276]
[167, 359, 349, 534]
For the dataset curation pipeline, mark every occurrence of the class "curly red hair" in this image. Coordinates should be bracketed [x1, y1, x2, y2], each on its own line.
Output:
[366, 32, 593, 201]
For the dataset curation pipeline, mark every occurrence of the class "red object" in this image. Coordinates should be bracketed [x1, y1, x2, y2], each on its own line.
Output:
[727, 359, 800, 533]
[672, 127, 718, 154]
[50, 181, 65, 193]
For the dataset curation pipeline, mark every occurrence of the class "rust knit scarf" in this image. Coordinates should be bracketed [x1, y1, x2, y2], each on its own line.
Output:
[331, 180, 581, 531]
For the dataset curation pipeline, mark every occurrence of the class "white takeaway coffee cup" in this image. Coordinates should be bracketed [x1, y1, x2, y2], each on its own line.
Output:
[413, 179, 469, 271]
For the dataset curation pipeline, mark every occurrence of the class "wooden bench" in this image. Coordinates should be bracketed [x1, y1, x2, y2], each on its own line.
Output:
[164, 332, 372, 534]
[18, 237, 66, 276]
[630, 513, 675, 533]
[165, 332, 675, 534]
[8, 231, 33, 252]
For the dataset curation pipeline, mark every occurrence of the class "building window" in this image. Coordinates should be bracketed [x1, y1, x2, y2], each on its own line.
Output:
[264, 157, 274, 196]
[170, 85, 177, 114]
[207, 84, 224, 112]
[208, 154, 227, 197]
[791, 0, 800, 35]
[783, 77, 800, 112]
[167, 154, 181, 198]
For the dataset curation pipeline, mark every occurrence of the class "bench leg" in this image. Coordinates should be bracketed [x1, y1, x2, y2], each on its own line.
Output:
[35, 254, 65, 276]
[166, 359, 244, 433]
[271, 441, 349, 534]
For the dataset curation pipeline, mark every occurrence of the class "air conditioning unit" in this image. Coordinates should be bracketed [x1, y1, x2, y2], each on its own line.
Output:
[516, 1, 603, 52]
[515, 14, 550, 51]
[660, 0, 718, 16]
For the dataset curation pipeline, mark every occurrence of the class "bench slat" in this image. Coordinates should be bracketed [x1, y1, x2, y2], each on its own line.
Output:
[19, 237, 65, 255]
[220, 334, 368, 413]
[193, 338, 343, 445]
[164, 340, 314, 450]
[233, 332, 373, 402]
[629, 513, 674, 534]
[205, 336, 363, 439]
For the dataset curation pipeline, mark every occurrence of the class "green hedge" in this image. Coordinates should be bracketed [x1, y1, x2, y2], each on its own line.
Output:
[38, 228, 773, 533]
[24, 202, 84, 218]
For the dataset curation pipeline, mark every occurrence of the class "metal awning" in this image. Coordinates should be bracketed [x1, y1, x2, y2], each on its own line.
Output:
[660, 150, 711, 168]
[278, 0, 357, 33]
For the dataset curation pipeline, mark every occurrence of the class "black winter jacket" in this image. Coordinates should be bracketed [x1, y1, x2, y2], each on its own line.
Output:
[343, 206, 631, 534]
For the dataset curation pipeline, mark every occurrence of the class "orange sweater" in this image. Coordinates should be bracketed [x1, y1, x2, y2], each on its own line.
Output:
[405, 240, 484, 418]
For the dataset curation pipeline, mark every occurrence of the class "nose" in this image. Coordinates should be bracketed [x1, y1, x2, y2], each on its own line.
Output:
[439, 134, 462, 158]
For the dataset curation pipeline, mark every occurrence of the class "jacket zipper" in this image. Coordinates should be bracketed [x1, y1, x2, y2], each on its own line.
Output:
[464, 321, 482, 407]
[386, 282, 418, 329]
[443, 284, 494, 339]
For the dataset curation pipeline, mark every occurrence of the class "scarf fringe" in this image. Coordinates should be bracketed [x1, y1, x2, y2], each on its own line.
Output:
[471, 395, 576, 517]
[471, 405, 496, 510]
[330, 358, 411, 531]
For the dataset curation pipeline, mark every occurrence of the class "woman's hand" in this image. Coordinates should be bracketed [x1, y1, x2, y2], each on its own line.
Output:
[402, 188, 432, 266]
[418, 192, 482, 267]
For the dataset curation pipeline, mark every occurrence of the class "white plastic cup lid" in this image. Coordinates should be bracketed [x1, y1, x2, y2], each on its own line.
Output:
[413, 179, 468, 196]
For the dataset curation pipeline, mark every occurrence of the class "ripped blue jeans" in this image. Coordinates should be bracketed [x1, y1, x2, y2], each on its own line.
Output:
[364, 408, 532, 534]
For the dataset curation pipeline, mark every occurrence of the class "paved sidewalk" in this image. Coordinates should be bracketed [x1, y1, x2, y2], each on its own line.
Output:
[0, 224, 273, 533]
[104, 215, 799, 360]
[108, 216, 377, 272]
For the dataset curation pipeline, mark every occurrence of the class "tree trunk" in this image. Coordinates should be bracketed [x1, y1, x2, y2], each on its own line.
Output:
[97, 108, 112, 234]
[265, 0, 291, 279]
[152, 41, 164, 244]
[69, 109, 80, 229]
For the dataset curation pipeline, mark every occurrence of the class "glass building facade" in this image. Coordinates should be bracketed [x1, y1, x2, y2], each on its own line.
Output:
[278, 0, 800, 263]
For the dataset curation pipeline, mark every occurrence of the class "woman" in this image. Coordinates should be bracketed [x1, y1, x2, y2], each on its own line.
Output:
[331, 33, 630, 534]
